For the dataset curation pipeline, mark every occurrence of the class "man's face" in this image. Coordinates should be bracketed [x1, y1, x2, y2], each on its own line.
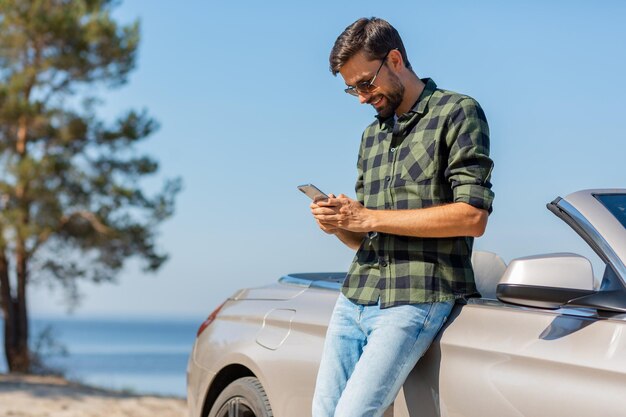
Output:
[339, 51, 405, 119]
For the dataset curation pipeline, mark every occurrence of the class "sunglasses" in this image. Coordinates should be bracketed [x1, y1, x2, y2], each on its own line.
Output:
[344, 49, 397, 97]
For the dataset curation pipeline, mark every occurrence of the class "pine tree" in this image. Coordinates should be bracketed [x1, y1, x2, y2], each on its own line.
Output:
[0, 0, 180, 372]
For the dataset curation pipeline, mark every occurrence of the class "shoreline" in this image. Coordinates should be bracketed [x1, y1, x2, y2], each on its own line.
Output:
[0, 373, 187, 417]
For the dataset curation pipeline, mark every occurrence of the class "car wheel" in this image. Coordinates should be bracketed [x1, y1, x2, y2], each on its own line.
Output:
[208, 376, 273, 417]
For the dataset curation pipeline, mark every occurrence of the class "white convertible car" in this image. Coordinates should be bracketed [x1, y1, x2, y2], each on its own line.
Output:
[187, 189, 626, 417]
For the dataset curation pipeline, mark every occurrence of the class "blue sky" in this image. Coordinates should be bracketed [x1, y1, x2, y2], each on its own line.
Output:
[30, 1, 626, 318]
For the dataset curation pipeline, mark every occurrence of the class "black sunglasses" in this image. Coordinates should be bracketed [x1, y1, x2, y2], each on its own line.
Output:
[344, 49, 397, 97]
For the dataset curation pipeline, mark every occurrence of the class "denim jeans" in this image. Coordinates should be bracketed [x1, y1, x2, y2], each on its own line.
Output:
[312, 293, 454, 417]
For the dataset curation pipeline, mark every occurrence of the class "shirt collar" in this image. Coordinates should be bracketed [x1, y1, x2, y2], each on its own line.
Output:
[409, 78, 437, 115]
[376, 78, 437, 127]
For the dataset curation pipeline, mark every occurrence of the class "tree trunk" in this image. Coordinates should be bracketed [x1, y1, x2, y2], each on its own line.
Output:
[12, 244, 30, 372]
[0, 247, 29, 372]
[0, 248, 16, 369]
[7, 107, 32, 373]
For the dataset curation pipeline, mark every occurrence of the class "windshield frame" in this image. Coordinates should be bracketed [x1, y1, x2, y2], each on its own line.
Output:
[548, 191, 626, 286]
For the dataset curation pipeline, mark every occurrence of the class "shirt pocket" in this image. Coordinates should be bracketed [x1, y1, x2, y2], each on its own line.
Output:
[399, 140, 436, 183]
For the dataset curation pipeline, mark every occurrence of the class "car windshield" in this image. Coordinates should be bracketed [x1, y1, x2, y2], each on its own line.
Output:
[595, 193, 626, 229]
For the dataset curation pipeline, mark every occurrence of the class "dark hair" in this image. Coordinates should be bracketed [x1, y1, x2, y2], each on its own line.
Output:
[329, 17, 412, 75]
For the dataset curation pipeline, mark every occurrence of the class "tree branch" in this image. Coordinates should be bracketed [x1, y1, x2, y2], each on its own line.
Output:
[62, 210, 112, 235]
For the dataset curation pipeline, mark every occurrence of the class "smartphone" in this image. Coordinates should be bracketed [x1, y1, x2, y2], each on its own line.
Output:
[297, 184, 329, 202]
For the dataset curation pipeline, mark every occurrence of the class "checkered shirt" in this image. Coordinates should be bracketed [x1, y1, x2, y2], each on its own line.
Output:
[342, 78, 495, 308]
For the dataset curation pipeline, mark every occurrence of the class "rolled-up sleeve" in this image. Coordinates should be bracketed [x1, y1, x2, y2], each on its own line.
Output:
[445, 98, 495, 213]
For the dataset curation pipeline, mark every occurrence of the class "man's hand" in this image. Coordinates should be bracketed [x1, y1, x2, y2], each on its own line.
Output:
[310, 194, 341, 234]
[311, 194, 373, 233]
[309, 193, 368, 250]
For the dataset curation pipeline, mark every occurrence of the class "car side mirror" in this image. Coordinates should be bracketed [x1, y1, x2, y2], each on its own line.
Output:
[496, 253, 595, 309]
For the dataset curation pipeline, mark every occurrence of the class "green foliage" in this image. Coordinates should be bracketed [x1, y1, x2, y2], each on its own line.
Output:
[0, 0, 180, 307]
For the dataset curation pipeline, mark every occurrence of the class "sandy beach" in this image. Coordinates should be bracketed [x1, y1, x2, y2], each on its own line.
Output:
[0, 373, 187, 417]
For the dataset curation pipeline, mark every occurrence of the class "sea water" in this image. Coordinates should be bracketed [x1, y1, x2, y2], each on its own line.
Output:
[0, 317, 201, 397]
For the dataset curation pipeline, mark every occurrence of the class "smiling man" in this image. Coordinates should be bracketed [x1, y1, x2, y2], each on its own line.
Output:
[310, 17, 495, 417]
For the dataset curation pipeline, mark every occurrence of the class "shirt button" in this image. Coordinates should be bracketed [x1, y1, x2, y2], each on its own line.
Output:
[380, 260, 388, 267]
[390, 147, 396, 153]
[385, 176, 391, 182]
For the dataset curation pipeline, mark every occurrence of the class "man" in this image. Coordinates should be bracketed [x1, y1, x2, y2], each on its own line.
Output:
[309, 17, 495, 417]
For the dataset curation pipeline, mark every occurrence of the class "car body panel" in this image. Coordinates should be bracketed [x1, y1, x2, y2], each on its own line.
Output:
[435, 301, 626, 417]
[186, 349, 214, 417]
[232, 283, 307, 301]
[190, 287, 338, 417]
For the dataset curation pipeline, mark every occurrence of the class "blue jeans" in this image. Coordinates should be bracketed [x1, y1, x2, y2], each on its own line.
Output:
[312, 293, 454, 417]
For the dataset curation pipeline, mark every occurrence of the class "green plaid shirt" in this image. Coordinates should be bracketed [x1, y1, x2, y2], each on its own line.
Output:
[342, 78, 494, 308]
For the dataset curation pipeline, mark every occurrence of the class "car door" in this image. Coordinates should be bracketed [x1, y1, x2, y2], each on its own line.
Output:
[434, 300, 626, 417]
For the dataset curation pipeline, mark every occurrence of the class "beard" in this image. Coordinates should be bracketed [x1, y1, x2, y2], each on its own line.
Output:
[369, 72, 405, 119]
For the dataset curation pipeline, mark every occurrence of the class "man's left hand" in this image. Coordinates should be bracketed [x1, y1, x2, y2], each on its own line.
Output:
[311, 194, 374, 233]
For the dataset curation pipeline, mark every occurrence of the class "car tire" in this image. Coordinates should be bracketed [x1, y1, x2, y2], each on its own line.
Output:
[208, 376, 274, 417]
